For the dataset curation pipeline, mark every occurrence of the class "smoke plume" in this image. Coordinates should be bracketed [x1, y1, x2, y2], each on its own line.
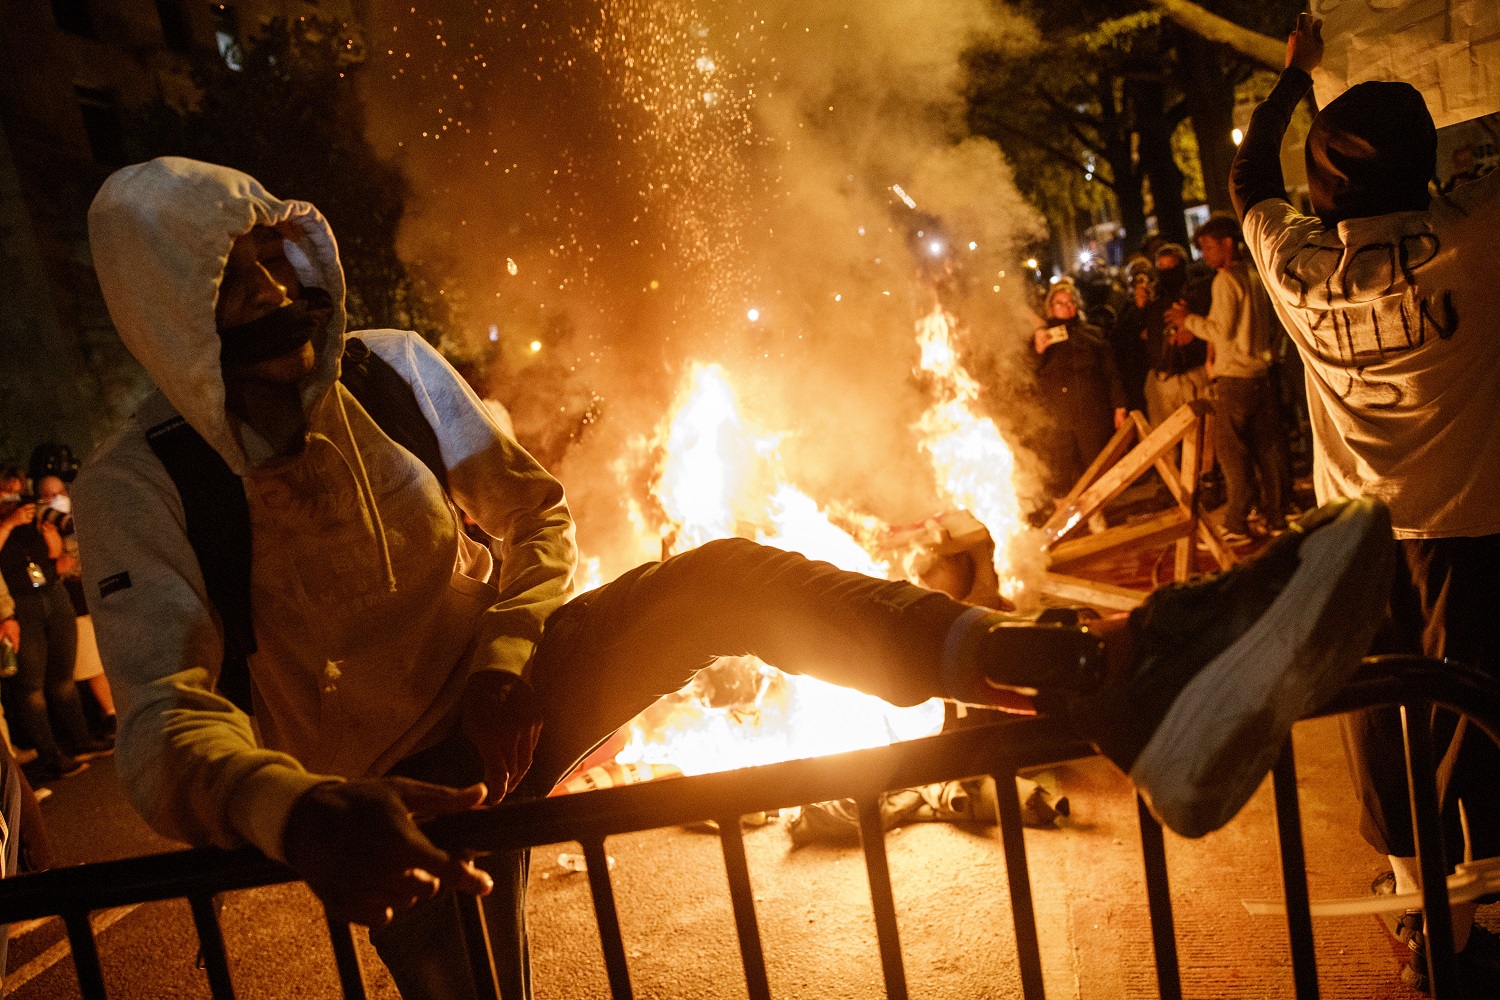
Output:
[361, 0, 1047, 576]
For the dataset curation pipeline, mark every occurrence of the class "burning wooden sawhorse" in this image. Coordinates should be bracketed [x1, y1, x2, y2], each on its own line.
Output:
[1039, 399, 1235, 612]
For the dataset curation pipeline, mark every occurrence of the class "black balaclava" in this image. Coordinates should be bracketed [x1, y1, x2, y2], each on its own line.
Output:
[218, 287, 334, 369]
[1305, 81, 1436, 226]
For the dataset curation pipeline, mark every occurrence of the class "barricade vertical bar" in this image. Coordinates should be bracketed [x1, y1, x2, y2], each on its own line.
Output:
[62, 909, 107, 1000]
[1270, 743, 1319, 999]
[187, 893, 236, 999]
[1136, 797, 1182, 1000]
[581, 837, 634, 999]
[457, 896, 502, 1000]
[1401, 704, 1456, 998]
[716, 816, 772, 1000]
[323, 916, 370, 1000]
[993, 771, 1046, 1000]
[855, 796, 908, 1000]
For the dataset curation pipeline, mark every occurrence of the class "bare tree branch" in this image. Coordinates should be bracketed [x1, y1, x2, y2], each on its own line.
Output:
[1147, 0, 1284, 70]
[981, 120, 1118, 193]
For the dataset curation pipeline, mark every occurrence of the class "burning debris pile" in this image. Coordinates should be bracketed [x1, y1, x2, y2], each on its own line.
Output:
[361, 0, 1056, 774]
[596, 305, 1038, 777]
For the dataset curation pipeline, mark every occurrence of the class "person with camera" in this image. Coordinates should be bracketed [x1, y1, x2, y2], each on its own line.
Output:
[0, 470, 113, 781]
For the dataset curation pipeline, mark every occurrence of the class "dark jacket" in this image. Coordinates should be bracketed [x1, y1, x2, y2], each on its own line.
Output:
[1035, 318, 1128, 426]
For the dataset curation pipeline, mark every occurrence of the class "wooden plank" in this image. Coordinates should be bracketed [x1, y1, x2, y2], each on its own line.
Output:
[1198, 520, 1236, 571]
[1175, 413, 1201, 581]
[1130, 407, 1235, 572]
[1048, 507, 1193, 568]
[1038, 572, 1148, 612]
[1042, 419, 1139, 535]
[1044, 401, 1206, 547]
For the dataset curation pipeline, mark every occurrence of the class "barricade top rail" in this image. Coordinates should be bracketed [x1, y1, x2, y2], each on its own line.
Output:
[0, 655, 1493, 925]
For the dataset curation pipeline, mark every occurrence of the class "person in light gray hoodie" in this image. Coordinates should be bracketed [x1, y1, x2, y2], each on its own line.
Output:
[1232, 15, 1500, 989]
[74, 156, 1398, 999]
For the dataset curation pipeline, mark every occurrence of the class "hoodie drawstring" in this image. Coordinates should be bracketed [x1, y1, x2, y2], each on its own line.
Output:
[325, 387, 399, 594]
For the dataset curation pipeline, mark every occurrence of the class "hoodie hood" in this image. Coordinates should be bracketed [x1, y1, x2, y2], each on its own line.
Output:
[88, 157, 348, 475]
[1305, 81, 1436, 227]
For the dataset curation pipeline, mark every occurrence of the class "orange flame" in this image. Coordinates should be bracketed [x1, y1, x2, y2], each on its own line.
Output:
[913, 305, 1030, 598]
[600, 309, 1027, 779]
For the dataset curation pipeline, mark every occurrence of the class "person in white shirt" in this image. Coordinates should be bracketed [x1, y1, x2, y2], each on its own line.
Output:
[1230, 15, 1500, 988]
[1166, 216, 1292, 539]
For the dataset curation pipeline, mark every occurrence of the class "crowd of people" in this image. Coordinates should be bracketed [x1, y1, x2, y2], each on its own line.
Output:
[0, 450, 117, 784]
[1028, 221, 1307, 544]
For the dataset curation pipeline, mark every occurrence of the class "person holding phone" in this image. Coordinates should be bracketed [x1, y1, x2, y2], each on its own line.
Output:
[0, 471, 112, 781]
[1032, 280, 1129, 503]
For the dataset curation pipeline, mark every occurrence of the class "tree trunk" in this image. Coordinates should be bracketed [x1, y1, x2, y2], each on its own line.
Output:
[1098, 81, 1148, 256]
[1132, 79, 1191, 249]
[1147, 0, 1283, 69]
[1179, 34, 1240, 216]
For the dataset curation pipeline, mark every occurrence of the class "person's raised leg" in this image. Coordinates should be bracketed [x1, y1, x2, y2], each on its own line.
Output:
[519, 537, 1109, 793]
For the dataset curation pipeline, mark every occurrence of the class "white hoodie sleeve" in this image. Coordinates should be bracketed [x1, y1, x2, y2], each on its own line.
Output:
[362, 331, 576, 682]
[72, 429, 334, 861]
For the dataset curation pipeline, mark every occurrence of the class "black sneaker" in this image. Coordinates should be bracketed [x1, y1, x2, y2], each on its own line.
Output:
[39, 753, 88, 781]
[1071, 497, 1395, 838]
[1372, 871, 1430, 992]
[70, 736, 115, 762]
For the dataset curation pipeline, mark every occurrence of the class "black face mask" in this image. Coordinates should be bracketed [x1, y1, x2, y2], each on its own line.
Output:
[217, 287, 334, 369]
[1157, 264, 1185, 301]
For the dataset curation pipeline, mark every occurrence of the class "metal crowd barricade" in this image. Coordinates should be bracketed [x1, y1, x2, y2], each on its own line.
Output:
[0, 653, 1493, 1000]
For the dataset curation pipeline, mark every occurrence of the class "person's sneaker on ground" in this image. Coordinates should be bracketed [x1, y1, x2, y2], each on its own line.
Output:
[1071, 497, 1395, 838]
[33, 785, 52, 802]
[1372, 870, 1429, 992]
[1220, 526, 1254, 546]
[38, 753, 88, 781]
[1373, 869, 1500, 996]
[92, 713, 118, 740]
[70, 735, 115, 762]
[11, 746, 38, 766]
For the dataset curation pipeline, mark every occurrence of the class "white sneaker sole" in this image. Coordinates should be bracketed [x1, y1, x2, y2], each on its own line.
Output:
[1131, 498, 1395, 838]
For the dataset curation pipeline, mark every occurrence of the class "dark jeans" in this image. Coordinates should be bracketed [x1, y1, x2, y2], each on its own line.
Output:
[371, 538, 976, 999]
[1046, 408, 1115, 498]
[1341, 534, 1500, 861]
[8, 584, 90, 762]
[1213, 375, 1292, 533]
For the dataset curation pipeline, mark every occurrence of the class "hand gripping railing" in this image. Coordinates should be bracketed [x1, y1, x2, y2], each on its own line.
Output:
[0, 654, 1492, 1000]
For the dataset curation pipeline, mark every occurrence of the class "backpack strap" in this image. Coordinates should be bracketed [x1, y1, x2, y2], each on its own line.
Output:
[339, 337, 449, 493]
[145, 416, 256, 712]
[143, 335, 452, 714]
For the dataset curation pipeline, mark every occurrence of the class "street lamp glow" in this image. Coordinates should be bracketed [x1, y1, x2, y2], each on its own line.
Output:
[529, 340, 542, 352]
[1025, 258, 1039, 270]
[1077, 250, 1093, 267]
[747, 308, 760, 322]
[928, 240, 943, 256]
[1232, 127, 1244, 146]
[968, 241, 978, 251]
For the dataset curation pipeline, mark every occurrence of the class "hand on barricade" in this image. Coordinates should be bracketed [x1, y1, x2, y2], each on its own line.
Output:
[283, 777, 492, 927]
[461, 670, 544, 806]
